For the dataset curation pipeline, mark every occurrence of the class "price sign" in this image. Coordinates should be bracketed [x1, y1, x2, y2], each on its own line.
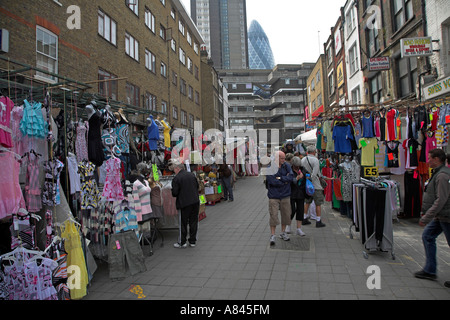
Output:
[364, 167, 379, 177]
[199, 195, 206, 204]
[152, 164, 159, 181]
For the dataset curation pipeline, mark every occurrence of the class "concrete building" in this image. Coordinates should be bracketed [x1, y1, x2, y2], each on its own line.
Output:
[0, 0, 204, 130]
[191, 0, 248, 69]
[219, 63, 313, 147]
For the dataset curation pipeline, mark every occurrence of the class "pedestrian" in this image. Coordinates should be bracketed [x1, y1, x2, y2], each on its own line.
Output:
[266, 151, 294, 245]
[301, 145, 326, 227]
[286, 156, 307, 236]
[414, 148, 450, 289]
[170, 160, 200, 248]
[218, 163, 234, 202]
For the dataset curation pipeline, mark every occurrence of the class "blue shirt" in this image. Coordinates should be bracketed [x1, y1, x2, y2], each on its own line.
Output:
[333, 125, 354, 153]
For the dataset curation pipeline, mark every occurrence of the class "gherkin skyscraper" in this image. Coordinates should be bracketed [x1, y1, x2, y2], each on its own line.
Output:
[248, 20, 275, 69]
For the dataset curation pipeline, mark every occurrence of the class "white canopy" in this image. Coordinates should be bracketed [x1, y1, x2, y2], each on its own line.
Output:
[294, 129, 317, 145]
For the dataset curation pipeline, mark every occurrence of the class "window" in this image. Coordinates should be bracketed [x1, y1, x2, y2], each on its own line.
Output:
[127, 0, 138, 15]
[370, 73, 383, 103]
[36, 26, 58, 81]
[187, 31, 192, 45]
[179, 48, 186, 65]
[181, 110, 187, 126]
[179, 20, 185, 35]
[311, 78, 315, 91]
[145, 7, 155, 33]
[195, 91, 200, 105]
[172, 70, 178, 86]
[187, 57, 193, 72]
[351, 86, 361, 105]
[98, 69, 118, 100]
[160, 0, 165, 6]
[316, 70, 321, 83]
[285, 78, 291, 85]
[145, 92, 157, 111]
[160, 61, 167, 77]
[160, 24, 166, 40]
[161, 101, 168, 115]
[194, 43, 199, 54]
[126, 82, 140, 106]
[397, 56, 417, 97]
[392, 0, 413, 32]
[125, 33, 139, 61]
[98, 10, 117, 45]
[172, 106, 178, 119]
[145, 49, 156, 73]
[327, 47, 333, 66]
[346, 6, 356, 36]
[171, 39, 176, 51]
[188, 85, 193, 100]
[171, 7, 176, 20]
[328, 71, 335, 95]
[180, 79, 187, 95]
[189, 114, 194, 128]
[366, 24, 380, 57]
[349, 43, 359, 75]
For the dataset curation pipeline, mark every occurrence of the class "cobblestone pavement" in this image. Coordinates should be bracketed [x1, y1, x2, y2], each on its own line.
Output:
[84, 176, 450, 301]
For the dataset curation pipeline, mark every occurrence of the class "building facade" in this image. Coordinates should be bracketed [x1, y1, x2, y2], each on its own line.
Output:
[248, 20, 275, 70]
[191, 0, 248, 69]
[306, 54, 328, 128]
[0, 0, 204, 130]
[220, 64, 313, 146]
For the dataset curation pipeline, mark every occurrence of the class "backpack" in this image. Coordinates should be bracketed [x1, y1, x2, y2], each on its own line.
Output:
[305, 177, 315, 196]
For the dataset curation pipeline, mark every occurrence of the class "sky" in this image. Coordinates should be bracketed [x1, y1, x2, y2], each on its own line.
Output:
[179, 0, 347, 64]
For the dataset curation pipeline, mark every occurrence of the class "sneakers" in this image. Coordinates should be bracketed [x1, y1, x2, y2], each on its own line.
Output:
[189, 242, 196, 247]
[414, 270, 437, 281]
[285, 225, 291, 234]
[296, 228, 306, 237]
[303, 219, 311, 225]
[270, 235, 276, 246]
[316, 220, 326, 228]
[173, 242, 187, 248]
[279, 232, 290, 241]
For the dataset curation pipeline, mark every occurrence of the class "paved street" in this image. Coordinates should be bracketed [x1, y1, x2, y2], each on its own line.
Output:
[84, 176, 450, 301]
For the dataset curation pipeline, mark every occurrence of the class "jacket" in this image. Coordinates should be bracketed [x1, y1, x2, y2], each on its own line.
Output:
[291, 167, 307, 200]
[266, 162, 294, 199]
[171, 169, 199, 209]
[420, 165, 450, 224]
[218, 164, 231, 178]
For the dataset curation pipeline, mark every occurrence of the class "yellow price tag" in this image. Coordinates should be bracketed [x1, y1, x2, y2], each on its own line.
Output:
[364, 167, 379, 177]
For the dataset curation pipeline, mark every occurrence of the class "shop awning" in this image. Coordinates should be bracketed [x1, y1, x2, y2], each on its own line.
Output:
[311, 105, 324, 119]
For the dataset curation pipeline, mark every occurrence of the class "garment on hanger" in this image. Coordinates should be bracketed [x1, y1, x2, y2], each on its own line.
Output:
[87, 112, 105, 167]
[75, 121, 89, 163]
[19, 99, 48, 139]
[42, 159, 64, 207]
[116, 123, 130, 154]
[102, 157, 125, 201]
[78, 160, 101, 210]
[361, 111, 375, 138]
[332, 122, 355, 153]
[0, 152, 25, 219]
[161, 120, 171, 148]
[132, 179, 152, 222]
[359, 137, 378, 167]
[386, 108, 398, 141]
[0, 95, 13, 148]
[385, 141, 400, 168]
[67, 154, 81, 195]
[23, 152, 42, 212]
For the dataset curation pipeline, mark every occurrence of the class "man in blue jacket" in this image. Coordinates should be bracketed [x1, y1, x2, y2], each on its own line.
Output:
[266, 151, 294, 245]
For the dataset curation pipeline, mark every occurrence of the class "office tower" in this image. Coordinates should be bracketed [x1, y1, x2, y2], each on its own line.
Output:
[191, 0, 248, 69]
[248, 20, 275, 69]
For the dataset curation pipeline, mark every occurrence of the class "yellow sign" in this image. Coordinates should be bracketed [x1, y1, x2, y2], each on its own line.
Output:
[364, 167, 379, 177]
[337, 61, 344, 88]
[129, 285, 146, 299]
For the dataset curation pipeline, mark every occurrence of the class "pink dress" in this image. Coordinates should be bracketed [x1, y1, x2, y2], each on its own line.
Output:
[101, 157, 124, 201]
[0, 96, 13, 148]
[76, 122, 89, 163]
[0, 152, 25, 219]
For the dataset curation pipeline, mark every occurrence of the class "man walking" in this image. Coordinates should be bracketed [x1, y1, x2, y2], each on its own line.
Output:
[414, 149, 450, 288]
[266, 151, 294, 245]
[171, 161, 200, 248]
[218, 163, 234, 202]
[301, 146, 326, 227]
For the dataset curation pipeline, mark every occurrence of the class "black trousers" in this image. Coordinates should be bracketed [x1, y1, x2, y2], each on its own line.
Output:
[404, 171, 422, 218]
[179, 202, 200, 245]
[290, 198, 304, 221]
[365, 188, 386, 242]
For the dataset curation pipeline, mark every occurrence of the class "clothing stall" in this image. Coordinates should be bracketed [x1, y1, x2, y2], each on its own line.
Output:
[0, 57, 201, 300]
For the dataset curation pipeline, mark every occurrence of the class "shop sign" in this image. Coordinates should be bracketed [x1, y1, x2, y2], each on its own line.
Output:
[423, 75, 450, 100]
[368, 57, 390, 71]
[363, 167, 379, 177]
[400, 37, 433, 58]
[337, 61, 344, 88]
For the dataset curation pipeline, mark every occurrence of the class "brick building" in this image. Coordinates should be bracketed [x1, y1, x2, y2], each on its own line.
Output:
[0, 0, 204, 130]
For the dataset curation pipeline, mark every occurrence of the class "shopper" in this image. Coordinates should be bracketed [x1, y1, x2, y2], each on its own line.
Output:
[266, 151, 294, 245]
[414, 148, 450, 287]
[287, 156, 307, 236]
[301, 145, 326, 227]
[218, 163, 234, 202]
[170, 161, 200, 248]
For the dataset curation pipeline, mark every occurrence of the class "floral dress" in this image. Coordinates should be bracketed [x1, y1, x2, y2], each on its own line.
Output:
[78, 160, 101, 210]
[42, 159, 64, 207]
[101, 157, 124, 201]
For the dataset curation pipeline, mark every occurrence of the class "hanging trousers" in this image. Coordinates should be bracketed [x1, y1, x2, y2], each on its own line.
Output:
[404, 171, 421, 218]
[365, 188, 386, 243]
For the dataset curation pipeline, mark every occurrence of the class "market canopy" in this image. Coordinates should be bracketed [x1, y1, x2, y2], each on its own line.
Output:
[294, 129, 317, 145]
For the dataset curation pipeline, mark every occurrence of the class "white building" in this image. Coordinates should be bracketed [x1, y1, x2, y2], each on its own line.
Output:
[343, 0, 365, 106]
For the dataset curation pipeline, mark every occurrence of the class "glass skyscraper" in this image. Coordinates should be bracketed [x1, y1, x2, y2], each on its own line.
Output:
[248, 20, 275, 69]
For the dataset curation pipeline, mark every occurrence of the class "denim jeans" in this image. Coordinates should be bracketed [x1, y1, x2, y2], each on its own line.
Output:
[221, 175, 233, 201]
[422, 219, 450, 275]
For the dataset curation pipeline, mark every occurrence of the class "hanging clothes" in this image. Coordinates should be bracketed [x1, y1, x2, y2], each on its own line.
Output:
[102, 157, 124, 202]
[78, 160, 101, 210]
[23, 152, 42, 212]
[385, 141, 400, 168]
[42, 159, 64, 207]
[75, 121, 89, 163]
[359, 137, 378, 167]
[0, 152, 25, 219]
[332, 123, 355, 153]
[361, 111, 375, 138]
[87, 112, 105, 167]
[132, 179, 152, 222]
[67, 154, 81, 195]
[0, 95, 13, 148]
[161, 120, 171, 148]
[19, 99, 48, 139]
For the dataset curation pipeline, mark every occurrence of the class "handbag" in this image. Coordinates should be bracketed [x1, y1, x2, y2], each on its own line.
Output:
[305, 177, 315, 196]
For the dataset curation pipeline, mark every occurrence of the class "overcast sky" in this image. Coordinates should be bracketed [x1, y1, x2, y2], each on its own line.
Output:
[180, 0, 347, 64]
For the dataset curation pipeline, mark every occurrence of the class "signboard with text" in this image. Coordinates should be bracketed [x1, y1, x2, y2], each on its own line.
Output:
[368, 57, 390, 71]
[400, 37, 433, 58]
[423, 75, 450, 100]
